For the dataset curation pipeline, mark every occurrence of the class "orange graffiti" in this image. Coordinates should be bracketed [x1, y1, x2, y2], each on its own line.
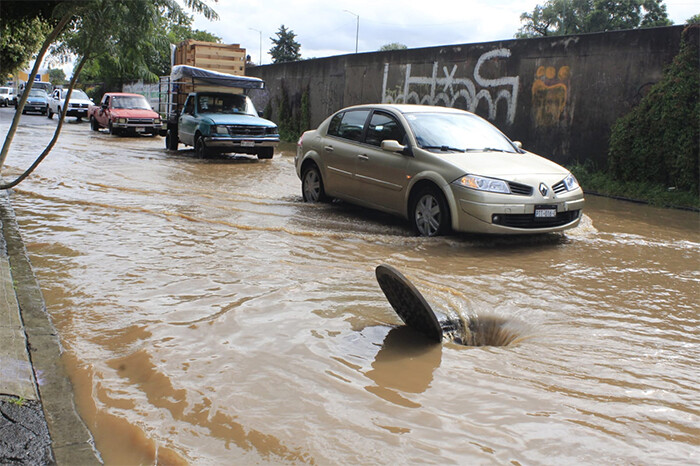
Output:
[532, 65, 571, 127]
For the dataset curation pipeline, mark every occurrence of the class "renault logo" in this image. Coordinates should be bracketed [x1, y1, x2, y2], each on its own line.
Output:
[539, 183, 549, 197]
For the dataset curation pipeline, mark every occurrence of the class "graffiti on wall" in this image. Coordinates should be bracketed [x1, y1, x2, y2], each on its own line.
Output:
[381, 48, 520, 124]
[531, 65, 571, 127]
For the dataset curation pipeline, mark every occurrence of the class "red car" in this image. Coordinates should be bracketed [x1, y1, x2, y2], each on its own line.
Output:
[88, 92, 162, 136]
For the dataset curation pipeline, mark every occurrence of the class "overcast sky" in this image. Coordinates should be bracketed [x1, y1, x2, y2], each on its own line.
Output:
[189, 0, 699, 65]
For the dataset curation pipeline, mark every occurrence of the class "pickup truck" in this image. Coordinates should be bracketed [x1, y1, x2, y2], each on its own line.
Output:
[162, 65, 279, 159]
[89, 92, 162, 136]
[48, 88, 94, 121]
[166, 91, 279, 158]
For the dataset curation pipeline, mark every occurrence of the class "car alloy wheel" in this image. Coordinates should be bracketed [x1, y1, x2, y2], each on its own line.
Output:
[302, 164, 327, 202]
[411, 187, 450, 237]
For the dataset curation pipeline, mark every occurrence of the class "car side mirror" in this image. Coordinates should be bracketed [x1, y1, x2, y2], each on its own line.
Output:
[101, 103, 108, 109]
[380, 140, 405, 153]
[513, 141, 523, 149]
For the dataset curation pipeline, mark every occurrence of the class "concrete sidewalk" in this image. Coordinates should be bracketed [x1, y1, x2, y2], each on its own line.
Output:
[0, 190, 101, 465]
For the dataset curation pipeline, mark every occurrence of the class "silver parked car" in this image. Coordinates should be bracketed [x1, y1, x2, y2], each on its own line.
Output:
[295, 104, 584, 236]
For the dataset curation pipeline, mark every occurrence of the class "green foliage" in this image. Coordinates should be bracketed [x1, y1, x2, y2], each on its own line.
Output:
[273, 84, 311, 142]
[48, 67, 66, 85]
[300, 87, 311, 134]
[379, 42, 407, 51]
[569, 162, 699, 209]
[0, 16, 52, 80]
[516, 0, 672, 38]
[269, 25, 301, 63]
[608, 26, 699, 196]
[688, 14, 700, 24]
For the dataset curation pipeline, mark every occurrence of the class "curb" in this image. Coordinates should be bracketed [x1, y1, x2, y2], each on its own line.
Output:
[0, 190, 102, 465]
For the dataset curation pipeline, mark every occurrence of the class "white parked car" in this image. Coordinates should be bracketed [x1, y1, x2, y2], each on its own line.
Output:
[0, 87, 13, 107]
[48, 88, 94, 121]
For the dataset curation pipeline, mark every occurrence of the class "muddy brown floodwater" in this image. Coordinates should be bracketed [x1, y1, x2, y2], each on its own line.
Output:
[2, 110, 699, 464]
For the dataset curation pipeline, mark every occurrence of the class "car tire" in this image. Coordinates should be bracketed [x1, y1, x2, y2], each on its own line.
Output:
[410, 185, 451, 237]
[108, 120, 117, 135]
[301, 163, 328, 202]
[194, 134, 208, 157]
[165, 129, 179, 151]
[90, 116, 99, 131]
[257, 147, 273, 160]
[48, 107, 54, 119]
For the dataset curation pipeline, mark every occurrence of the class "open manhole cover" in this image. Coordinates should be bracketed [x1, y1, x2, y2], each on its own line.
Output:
[375, 264, 443, 343]
[376, 264, 523, 347]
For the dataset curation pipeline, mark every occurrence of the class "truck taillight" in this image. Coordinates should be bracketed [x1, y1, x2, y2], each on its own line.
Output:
[297, 133, 304, 147]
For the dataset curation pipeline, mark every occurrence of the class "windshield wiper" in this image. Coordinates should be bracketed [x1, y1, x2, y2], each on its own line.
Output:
[422, 145, 465, 153]
[466, 147, 513, 153]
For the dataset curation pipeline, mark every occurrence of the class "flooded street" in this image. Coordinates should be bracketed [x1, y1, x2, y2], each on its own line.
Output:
[2, 109, 699, 464]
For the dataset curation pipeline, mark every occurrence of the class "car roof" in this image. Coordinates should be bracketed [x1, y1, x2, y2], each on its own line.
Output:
[106, 92, 145, 97]
[339, 103, 468, 115]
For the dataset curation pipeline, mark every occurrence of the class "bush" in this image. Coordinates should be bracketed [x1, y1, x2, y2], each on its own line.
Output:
[608, 25, 699, 195]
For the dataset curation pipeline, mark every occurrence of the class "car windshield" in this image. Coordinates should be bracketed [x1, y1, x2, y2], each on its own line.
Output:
[28, 89, 47, 98]
[0, 88, 9, 94]
[112, 95, 151, 110]
[197, 94, 256, 116]
[405, 112, 517, 153]
[68, 89, 90, 100]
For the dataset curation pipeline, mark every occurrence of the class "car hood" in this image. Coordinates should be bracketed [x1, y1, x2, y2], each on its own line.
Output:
[438, 150, 569, 178]
[198, 113, 277, 128]
[110, 108, 159, 118]
[66, 98, 94, 105]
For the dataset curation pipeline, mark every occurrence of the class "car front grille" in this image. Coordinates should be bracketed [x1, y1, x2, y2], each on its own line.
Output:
[508, 181, 533, 196]
[69, 103, 89, 109]
[226, 125, 267, 137]
[492, 210, 580, 228]
[128, 118, 155, 124]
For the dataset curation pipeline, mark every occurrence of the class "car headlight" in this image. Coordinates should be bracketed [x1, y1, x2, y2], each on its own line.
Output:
[267, 126, 279, 135]
[117, 118, 127, 124]
[563, 173, 579, 191]
[454, 175, 511, 194]
[213, 125, 228, 134]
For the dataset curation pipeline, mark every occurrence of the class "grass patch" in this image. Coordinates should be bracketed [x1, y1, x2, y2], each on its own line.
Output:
[569, 163, 700, 211]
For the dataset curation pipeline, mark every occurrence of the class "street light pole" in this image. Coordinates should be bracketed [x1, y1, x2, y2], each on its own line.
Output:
[343, 10, 359, 53]
[249, 27, 262, 65]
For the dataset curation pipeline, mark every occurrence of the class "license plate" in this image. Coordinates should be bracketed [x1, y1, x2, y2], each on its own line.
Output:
[241, 141, 255, 148]
[135, 127, 145, 132]
[534, 206, 557, 218]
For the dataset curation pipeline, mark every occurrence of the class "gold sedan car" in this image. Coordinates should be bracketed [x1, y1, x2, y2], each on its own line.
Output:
[295, 104, 584, 236]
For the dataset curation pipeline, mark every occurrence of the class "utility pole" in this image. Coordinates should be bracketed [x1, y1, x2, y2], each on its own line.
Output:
[343, 10, 359, 53]
[249, 27, 262, 65]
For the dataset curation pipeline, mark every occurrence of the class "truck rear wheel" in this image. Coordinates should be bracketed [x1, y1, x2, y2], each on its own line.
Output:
[90, 116, 99, 131]
[166, 129, 179, 151]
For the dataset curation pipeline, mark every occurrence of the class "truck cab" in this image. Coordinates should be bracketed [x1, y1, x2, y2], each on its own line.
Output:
[171, 92, 279, 159]
[89, 92, 162, 136]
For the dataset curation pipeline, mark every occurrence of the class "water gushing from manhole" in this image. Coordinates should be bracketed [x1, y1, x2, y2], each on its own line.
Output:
[376, 264, 525, 347]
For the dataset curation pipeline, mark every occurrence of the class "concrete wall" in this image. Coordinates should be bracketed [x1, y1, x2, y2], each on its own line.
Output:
[247, 26, 687, 167]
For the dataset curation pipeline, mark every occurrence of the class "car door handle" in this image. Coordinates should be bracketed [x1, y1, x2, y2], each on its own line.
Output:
[324, 145, 334, 152]
[357, 154, 369, 161]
